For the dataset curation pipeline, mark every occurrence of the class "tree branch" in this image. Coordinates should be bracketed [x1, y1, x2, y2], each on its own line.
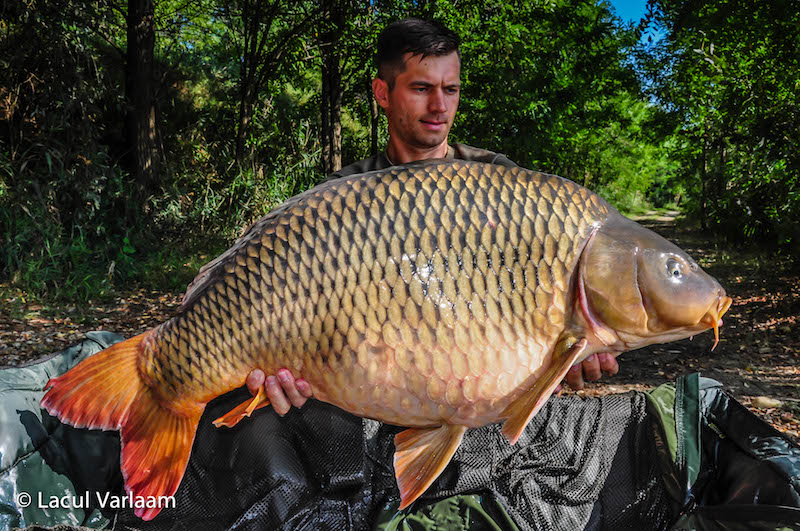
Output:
[254, 7, 320, 89]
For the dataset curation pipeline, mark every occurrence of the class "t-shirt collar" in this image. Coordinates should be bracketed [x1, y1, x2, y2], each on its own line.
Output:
[384, 144, 454, 166]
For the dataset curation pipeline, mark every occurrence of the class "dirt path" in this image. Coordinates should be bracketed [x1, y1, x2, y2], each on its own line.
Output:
[1, 213, 798, 441]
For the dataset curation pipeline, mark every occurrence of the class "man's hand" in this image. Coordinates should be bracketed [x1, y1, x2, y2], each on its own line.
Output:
[564, 353, 619, 391]
[246, 369, 313, 416]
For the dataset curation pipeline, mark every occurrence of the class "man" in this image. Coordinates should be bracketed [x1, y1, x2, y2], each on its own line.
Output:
[250, 17, 618, 414]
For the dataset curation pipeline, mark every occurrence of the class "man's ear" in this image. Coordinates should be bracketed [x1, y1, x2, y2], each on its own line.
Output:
[372, 77, 389, 110]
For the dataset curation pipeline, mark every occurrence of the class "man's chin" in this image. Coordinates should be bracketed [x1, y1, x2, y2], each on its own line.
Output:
[412, 133, 450, 151]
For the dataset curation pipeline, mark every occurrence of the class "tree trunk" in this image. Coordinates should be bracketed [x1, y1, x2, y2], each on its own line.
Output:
[700, 131, 709, 230]
[234, 0, 256, 170]
[125, 0, 158, 199]
[367, 77, 379, 156]
[321, 55, 331, 173]
[320, 1, 343, 174]
[718, 142, 726, 200]
[330, 59, 342, 172]
[235, 81, 254, 168]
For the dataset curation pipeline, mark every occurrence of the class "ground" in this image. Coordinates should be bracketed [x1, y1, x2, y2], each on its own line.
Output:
[1, 214, 798, 442]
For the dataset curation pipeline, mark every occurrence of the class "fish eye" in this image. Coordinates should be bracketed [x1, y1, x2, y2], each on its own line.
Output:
[666, 258, 683, 279]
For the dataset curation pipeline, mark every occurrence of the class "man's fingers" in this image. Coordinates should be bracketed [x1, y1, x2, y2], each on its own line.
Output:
[266, 375, 291, 416]
[277, 369, 309, 408]
[582, 354, 603, 382]
[565, 363, 585, 390]
[295, 378, 313, 398]
[246, 368, 313, 416]
[598, 353, 619, 376]
[563, 353, 620, 391]
[246, 369, 266, 396]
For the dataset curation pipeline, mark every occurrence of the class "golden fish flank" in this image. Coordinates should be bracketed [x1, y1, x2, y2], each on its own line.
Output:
[42, 160, 731, 520]
[169, 163, 601, 419]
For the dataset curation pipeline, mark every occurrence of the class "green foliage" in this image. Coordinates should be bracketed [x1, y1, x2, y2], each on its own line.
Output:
[2, 0, 796, 302]
[0, 0, 136, 300]
[645, 0, 800, 252]
[439, 0, 672, 211]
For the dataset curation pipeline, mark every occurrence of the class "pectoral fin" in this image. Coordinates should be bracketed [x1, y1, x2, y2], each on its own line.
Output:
[393, 424, 467, 510]
[500, 338, 588, 445]
[212, 385, 271, 428]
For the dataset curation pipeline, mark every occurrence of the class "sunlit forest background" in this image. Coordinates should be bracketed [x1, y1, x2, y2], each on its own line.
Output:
[1, 0, 798, 300]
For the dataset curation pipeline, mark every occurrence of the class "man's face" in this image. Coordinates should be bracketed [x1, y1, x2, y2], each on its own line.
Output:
[375, 51, 461, 152]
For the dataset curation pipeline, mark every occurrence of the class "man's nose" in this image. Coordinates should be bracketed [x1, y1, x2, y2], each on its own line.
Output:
[428, 89, 447, 113]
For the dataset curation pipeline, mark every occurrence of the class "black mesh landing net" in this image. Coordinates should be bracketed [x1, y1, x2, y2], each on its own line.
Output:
[98, 388, 675, 531]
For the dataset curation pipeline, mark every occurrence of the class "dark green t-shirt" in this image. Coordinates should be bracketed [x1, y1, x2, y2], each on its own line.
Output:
[325, 142, 517, 182]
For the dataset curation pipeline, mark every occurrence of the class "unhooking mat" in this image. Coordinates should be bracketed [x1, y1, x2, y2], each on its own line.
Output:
[2, 333, 800, 531]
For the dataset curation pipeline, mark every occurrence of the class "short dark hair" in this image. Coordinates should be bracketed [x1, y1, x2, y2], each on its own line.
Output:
[376, 18, 460, 89]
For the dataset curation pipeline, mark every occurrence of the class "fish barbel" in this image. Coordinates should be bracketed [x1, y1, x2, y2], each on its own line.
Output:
[42, 160, 732, 520]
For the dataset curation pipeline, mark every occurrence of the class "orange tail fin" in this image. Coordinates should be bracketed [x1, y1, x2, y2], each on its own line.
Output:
[41, 332, 204, 521]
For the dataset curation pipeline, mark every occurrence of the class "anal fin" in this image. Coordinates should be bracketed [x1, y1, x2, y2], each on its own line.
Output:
[212, 385, 270, 428]
[121, 397, 203, 521]
[500, 338, 588, 445]
[394, 424, 467, 510]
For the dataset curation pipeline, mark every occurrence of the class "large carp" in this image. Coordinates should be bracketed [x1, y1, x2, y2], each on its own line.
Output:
[42, 161, 731, 520]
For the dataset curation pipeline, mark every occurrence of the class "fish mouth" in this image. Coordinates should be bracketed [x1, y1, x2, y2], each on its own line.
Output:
[700, 295, 733, 350]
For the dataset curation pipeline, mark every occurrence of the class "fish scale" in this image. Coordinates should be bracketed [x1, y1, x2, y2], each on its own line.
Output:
[43, 159, 731, 519]
[139, 161, 608, 426]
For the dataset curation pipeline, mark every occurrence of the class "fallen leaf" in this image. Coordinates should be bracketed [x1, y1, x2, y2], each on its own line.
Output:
[752, 396, 783, 409]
